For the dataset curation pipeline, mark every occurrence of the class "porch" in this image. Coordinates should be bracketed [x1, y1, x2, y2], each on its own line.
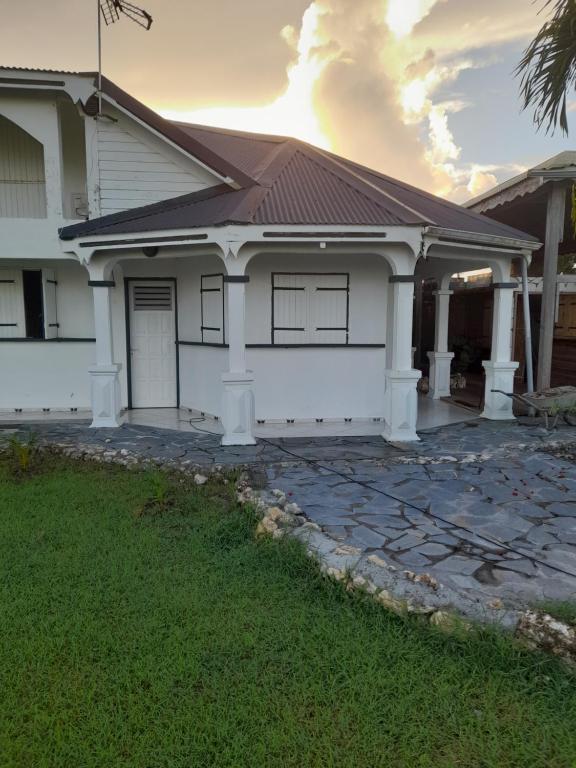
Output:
[0, 395, 476, 436]
[1, 232, 525, 445]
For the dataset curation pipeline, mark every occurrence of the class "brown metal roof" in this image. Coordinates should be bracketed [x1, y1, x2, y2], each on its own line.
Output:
[57, 78, 538, 244]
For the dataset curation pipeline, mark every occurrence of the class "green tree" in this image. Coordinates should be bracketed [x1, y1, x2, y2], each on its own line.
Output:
[517, 0, 576, 134]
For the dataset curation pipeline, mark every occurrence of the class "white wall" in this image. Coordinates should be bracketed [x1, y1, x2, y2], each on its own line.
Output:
[59, 100, 87, 219]
[0, 251, 390, 419]
[179, 345, 227, 416]
[248, 347, 386, 420]
[111, 251, 389, 418]
[96, 108, 218, 215]
[0, 342, 93, 410]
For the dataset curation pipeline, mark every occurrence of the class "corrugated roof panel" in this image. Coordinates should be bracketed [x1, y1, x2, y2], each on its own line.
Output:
[255, 151, 407, 226]
[60, 185, 251, 238]
[174, 123, 280, 178]
[343, 162, 539, 242]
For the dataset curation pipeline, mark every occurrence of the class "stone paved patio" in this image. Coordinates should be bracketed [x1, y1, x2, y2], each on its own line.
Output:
[3, 418, 576, 612]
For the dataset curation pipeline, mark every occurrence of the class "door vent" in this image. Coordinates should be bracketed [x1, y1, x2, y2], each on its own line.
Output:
[133, 284, 172, 311]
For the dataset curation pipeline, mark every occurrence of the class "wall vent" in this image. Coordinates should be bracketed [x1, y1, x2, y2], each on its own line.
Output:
[133, 284, 172, 311]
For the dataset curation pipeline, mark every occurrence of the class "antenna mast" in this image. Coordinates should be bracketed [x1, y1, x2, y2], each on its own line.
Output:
[96, 0, 153, 117]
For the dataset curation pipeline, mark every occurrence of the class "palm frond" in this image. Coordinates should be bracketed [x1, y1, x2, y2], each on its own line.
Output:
[516, 0, 576, 134]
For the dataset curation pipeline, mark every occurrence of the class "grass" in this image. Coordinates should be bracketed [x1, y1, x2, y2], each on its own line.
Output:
[537, 601, 576, 626]
[0, 455, 575, 767]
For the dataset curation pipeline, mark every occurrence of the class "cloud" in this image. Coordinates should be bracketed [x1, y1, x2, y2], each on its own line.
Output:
[466, 168, 499, 197]
[159, 0, 542, 200]
[386, 0, 444, 38]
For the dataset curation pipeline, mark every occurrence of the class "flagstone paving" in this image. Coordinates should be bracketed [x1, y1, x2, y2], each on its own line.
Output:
[3, 418, 576, 611]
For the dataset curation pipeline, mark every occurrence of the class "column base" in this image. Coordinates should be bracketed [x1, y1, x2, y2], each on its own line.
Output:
[481, 361, 519, 420]
[427, 351, 454, 399]
[89, 364, 123, 428]
[382, 369, 421, 442]
[221, 371, 256, 446]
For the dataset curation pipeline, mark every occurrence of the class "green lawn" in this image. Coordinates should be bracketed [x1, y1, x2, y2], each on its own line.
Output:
[0, 456, 575, 768]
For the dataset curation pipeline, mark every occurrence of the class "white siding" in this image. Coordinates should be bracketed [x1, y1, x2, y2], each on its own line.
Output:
[96, 117, 216, 215]
[0, 115, 46, 218]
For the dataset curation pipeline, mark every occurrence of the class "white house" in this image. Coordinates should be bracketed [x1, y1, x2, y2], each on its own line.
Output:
[0, 67, 540, 445]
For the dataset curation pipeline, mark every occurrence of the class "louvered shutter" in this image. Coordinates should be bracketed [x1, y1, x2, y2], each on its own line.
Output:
[201, 274, 224, 343]
[0, 270, 25, 337]
[42, 269, 58, 339]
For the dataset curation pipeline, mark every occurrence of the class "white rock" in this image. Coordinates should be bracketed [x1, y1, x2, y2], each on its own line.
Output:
[333, 544, 362, 556]
[367, 554, 389, 569]
[194, 473, 208, 486]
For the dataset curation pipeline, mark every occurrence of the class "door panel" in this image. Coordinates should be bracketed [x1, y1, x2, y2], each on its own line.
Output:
[129, 281, 177, 407]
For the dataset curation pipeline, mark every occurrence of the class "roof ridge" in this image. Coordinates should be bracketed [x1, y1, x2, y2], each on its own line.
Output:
[310, 146, 434, 222]
[333, 151, 531, 233]
[292, 144, 425, 224]
[171, 121, 286, 144]
[253, 140, 300, 185]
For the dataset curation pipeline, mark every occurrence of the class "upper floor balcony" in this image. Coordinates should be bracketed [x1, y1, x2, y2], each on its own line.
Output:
[0, 97, 88, 223]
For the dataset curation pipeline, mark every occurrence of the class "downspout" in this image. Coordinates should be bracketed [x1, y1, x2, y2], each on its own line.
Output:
[520, 255, 535, 394]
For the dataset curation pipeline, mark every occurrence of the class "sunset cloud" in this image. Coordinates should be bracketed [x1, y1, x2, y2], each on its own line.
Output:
[159, 0, 541, 200]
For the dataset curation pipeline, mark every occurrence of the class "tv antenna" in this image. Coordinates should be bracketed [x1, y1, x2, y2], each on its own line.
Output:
[96, 0, 153, 116]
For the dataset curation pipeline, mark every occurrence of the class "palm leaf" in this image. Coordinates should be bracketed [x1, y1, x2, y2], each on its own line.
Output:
[516, 0, 576, 134]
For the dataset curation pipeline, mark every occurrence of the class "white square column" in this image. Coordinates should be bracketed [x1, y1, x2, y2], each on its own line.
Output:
[221, 275, 256, 446]
[382, 276, 421, 442]
[89, 279, 122, 428]
[427, 288, 454, 399]
[482, 283, 518, 420]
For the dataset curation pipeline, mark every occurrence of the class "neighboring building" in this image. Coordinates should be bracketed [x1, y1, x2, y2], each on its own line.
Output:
[0, 67, 539, 444]
[466, 154, 576, 390]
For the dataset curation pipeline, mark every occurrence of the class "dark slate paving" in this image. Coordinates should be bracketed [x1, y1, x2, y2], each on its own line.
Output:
[4, 417, 576, 609]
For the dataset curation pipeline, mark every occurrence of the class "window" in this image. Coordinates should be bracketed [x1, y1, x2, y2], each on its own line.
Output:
[272, 272, 349, 345]
[200, 274, 225, 344]
[0, 268, 58, 339]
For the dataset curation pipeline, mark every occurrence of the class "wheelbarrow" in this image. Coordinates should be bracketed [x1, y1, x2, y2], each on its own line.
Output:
[491, 385, 576, 429]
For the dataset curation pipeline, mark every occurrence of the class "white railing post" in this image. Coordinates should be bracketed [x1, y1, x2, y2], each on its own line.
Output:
[382, 275, 421, 442]
[482, 282, 518, 420]
[88, 274, 122, 428]
[221, 270, 256, 446]
[427, 287, 454, 399]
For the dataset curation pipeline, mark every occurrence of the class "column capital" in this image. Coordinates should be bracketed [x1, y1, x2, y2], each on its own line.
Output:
[389, 275, 416, 283]
[223, 275, 250, 283]
[492, 282, 516, 290]
[88, 280, 115, 288]
[432, 289, 453, 297]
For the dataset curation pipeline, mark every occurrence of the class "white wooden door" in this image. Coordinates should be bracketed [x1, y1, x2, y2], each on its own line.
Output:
[129, 281, 177, 408]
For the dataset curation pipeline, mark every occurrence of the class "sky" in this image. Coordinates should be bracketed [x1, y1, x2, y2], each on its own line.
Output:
[3, 0, 576, 201]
